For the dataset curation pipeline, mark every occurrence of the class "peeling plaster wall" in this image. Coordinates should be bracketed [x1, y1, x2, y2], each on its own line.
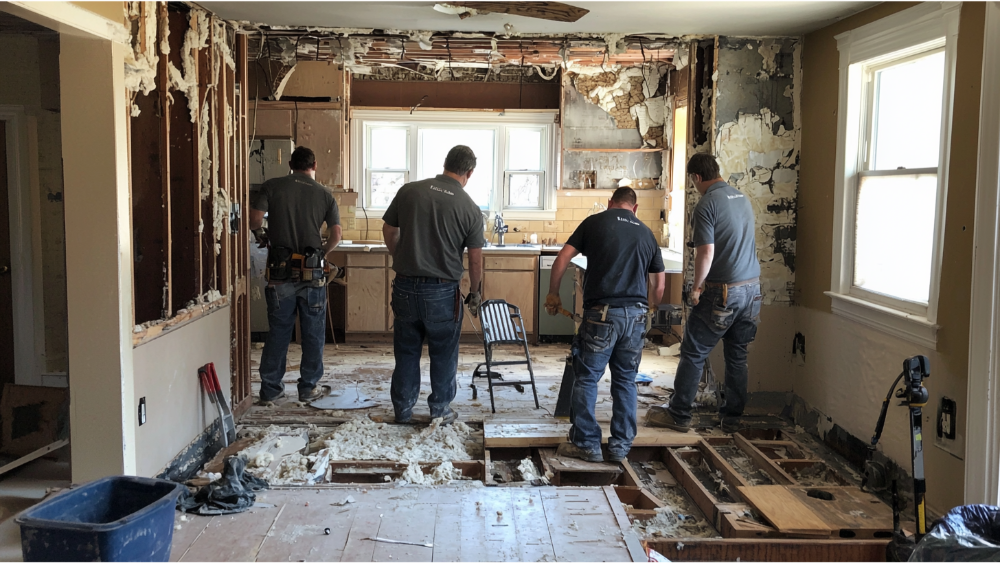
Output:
[0, 35, 69, 374]
[714, 37, 799, 306]
[566, 63, 669, 148]
[797, 2, 984, 513]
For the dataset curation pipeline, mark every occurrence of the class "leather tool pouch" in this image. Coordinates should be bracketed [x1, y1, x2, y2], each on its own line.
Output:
[300, 247, 327, 282]
[267, 247, 294, 282]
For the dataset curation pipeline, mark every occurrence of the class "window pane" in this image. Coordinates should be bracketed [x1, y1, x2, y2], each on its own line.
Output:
[370, 172, 406, 208]
[871, 51, 945, 170]
[507, 128, 542, 170]
[370, 127, 407, 170]
[418, 128, 495, 208]
[853, 173, 937, 304]
[508, 173, 540, 208]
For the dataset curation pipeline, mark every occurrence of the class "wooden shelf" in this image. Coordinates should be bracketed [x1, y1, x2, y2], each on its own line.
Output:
[563, 147, 664, 153]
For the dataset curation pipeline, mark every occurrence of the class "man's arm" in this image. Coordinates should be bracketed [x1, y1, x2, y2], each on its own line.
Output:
[648, 272, 666, 306]
[545, 244, 580, 314]
[468, 247, 483, 293]
[249, 209, 265, 230]
[323, 224, 342, 257]
[691, 243, 715, 305]
[383, 224, 400, 256]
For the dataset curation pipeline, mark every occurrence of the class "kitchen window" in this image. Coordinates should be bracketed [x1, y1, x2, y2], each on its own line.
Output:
[828, 2, 961, 348]
[351, 110, 557, 218]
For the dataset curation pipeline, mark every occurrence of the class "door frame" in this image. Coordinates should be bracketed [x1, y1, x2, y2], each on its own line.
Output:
[0, 106, 40, 386]
[965, 1, 1000, 506]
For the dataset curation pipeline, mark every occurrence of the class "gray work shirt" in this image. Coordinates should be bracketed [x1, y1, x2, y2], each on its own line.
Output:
[383, 174, 486, 281]
[252, 173, 340, 253]
[692, 181, 760, 283]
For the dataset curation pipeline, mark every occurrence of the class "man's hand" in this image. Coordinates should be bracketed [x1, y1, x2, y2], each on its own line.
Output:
[465, 291, 482, 317]
[544, 293, 562, 316]
[689, 288, 702, 307]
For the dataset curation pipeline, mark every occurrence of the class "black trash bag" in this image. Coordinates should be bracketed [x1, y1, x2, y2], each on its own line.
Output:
[909, 504, 1000, 562]
[177, 456, 269, 515]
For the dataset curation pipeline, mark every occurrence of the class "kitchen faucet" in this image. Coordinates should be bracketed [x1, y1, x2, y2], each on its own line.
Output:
[493, 213, 508, 246]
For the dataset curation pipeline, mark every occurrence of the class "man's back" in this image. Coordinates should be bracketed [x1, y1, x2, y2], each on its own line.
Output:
[567, 208, 664, 308]
[383, 174, 486, 281]
[257, 174, 339, 253]
[693, 181, 760, 284]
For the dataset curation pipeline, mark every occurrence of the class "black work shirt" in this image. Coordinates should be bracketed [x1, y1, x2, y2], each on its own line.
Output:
[566, 208, 665, 308]
[252, 173, 340, 253]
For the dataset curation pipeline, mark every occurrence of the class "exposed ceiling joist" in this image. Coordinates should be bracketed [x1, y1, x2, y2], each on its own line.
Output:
[440, 2, 590, 23]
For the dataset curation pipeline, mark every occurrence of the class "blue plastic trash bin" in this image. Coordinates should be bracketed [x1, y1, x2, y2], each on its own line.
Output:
[15, 475, 185, 562]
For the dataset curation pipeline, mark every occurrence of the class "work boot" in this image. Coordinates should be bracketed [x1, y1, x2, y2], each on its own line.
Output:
[721, 418, 741, 434]
[606, 451, 627, 464]
[257, 391, 285, 406]
[556, 442, 604, 463]
[645, 406, 692, 432]
[431, 409, 459, 426]
[298, 387, 325, 402]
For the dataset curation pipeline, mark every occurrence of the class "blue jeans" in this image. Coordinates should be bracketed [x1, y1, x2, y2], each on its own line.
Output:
[259, 282, 328, 401]
[668, 283, 762, 425]
[570, 305, 647, 457]
[390, 277, 462, 420]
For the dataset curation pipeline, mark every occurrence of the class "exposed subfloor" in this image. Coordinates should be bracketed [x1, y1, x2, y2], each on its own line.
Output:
[169, 486, 635, 562]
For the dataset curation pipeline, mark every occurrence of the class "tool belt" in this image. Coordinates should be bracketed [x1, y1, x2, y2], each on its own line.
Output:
[704, 277, 759, 304]
[267, 246, 332, 283]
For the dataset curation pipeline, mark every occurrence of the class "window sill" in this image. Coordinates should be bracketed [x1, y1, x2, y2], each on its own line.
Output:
[501, 209, 556, 221]
[825, 291, 938, 349]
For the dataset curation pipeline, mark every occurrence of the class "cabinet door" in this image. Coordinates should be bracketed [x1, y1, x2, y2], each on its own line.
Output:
[346, 267, 387, 332]
[483, 271, 535, 335]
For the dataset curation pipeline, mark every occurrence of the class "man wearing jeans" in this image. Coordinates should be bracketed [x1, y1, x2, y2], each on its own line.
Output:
[545, 187, 665, 463]
[250, 146, 341, 404]
[382, 145, 486, 425]
[646, 153, 762, 434]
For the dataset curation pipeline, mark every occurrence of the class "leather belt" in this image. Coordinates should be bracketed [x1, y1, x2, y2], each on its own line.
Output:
[396, 275, 456, 284]
[705, 277, 759, 289]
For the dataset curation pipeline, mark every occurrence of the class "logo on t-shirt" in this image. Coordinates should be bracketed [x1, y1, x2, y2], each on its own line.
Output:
[727, 194, 744, 200]
[617, 216, 641, 226]
[430, 185, 455, 196]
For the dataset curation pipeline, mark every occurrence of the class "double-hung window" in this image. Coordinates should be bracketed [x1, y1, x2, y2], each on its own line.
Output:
[828, 3, 961, 348]
[352, 110, 557, 218]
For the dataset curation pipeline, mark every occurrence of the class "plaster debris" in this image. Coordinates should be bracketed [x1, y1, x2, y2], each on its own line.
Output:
[252, 451, 275, 468]
[319, 417, 476, 463]
[633, 506, 720, 539]
[517, 458, 543, 482]
[333, 495, 356, 506]
[397, 460, 466, 485]
[569, 64, 669, 147]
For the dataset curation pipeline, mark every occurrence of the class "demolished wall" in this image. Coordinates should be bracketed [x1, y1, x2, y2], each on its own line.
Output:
[566, 63, 670, 148]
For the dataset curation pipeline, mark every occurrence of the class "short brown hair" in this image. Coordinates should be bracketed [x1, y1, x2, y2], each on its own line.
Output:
[610, 187, 636, 206]
[444, 145, 477, 175]
[687, 152, 720, 180]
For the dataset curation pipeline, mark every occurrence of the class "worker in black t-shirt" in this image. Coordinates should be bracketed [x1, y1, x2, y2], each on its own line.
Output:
[545, 187, 666, 463]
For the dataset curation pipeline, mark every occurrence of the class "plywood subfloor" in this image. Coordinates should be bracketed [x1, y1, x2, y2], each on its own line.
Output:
[245, 343, 679, 425]
[170, 486, 633, 562]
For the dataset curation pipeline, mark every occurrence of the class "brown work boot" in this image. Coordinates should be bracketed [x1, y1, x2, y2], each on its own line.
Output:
[556, 442, 604, 463]
[298, 387, 326, 402]
[645, 406, 692, 432]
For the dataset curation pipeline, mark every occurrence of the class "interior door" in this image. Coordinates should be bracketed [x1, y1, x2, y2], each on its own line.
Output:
[0, 121, 15, 385]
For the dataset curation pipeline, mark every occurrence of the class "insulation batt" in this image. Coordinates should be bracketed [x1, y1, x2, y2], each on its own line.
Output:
[633, 506, 720, 539]
[320, 417, 474, 463]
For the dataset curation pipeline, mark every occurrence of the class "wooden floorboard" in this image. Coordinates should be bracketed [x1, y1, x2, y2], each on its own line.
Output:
[512, 488, 557, 562]
[371, 502, 436, 562]
[178, 501, 282, 561]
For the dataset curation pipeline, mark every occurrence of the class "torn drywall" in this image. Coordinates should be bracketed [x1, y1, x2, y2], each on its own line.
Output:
[567, 63, 669, 147]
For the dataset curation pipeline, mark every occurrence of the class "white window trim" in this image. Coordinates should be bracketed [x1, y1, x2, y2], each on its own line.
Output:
[965, 0, 1000, 507]
[828, 2, 961, 348]
[350, 109, 558, 220]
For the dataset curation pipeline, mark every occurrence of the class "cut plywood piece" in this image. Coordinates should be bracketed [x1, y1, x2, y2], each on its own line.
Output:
[737, 486, 834, 538]
[786, 486, 894, 539]
[484, 421, 701, 448]
[346, 267, 387, 332]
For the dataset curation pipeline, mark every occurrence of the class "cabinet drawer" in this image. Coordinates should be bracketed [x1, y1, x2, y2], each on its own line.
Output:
[484, 256, 536, 271]
[347, 253, 386, 268]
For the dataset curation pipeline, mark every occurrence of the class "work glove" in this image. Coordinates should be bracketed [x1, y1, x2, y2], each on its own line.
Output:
[544, 293, 562, 316]
[253, 228, 269, 249]
[326, 265, 347, 286]
[465, 292, 482, 317]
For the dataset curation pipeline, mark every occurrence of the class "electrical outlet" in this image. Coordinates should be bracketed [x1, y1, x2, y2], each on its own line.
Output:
[138, 397, 147, 426]
[937, 396, 956, 439]
[659, 210, 666, 220]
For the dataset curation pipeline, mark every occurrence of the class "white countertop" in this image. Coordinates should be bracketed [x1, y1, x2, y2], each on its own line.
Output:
[572, 248, 682, 274]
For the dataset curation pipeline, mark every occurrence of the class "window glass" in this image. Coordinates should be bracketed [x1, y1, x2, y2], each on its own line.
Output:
[853, 173, 937, 303]
[870, 51, 945, 170]
[369, 127, 407, 170]
[418, 128, 495, 208]
[508, 173, 541, 208]
[370, 172, 406, 208]
[507, 128, 542, 170]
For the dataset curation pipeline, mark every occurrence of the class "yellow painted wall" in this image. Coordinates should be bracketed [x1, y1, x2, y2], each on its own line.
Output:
[797, 2, 985, 512]
[68, 1, 124, 24]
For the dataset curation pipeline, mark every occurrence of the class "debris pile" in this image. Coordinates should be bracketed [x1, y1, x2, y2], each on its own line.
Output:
[633, 505, 720, 539]
[319, 417, 476, 463]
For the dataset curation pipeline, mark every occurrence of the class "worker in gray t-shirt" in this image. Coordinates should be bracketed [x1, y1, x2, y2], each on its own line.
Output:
[647, 153, 763, 435]
[250, 146, 341, 405]
[382, 145, 486, 425]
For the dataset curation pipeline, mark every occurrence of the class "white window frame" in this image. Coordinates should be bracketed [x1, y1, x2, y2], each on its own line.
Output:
[350, 110, 558, 220]
[827, 2, 961, 349]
